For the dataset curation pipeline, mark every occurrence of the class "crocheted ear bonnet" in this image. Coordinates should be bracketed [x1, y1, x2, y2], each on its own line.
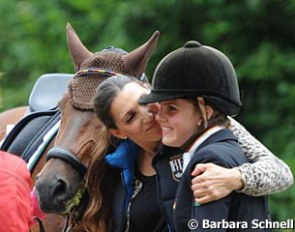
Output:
[66, 23, 159, 110]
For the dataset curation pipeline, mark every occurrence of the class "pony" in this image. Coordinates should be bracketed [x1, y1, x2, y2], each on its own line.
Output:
[34, 23, 159, 231]
[0, 106, 27, 140]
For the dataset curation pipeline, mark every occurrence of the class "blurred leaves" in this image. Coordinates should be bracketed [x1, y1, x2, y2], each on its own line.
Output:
[0, 0, 294, 226]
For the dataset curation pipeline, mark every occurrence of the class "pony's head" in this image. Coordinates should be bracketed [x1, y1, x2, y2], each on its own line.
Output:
[35, 23, 159, 224]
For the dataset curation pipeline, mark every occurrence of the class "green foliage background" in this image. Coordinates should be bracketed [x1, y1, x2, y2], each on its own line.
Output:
[0, 0, 294, 229]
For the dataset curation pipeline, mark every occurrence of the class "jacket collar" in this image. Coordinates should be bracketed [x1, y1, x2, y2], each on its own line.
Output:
[196, 128, 238, 153]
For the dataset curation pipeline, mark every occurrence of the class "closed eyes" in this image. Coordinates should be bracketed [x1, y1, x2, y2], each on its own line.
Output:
[124, 112, 136, 123]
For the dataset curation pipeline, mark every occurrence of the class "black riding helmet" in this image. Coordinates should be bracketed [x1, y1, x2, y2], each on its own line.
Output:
[139, 41, 242, 116]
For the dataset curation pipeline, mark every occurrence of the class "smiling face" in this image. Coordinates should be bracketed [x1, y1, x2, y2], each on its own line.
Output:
[109, 82, 162, 146]
[156, 98, 202, 147]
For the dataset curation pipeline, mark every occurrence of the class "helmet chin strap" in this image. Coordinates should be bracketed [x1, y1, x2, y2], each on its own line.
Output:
[179, 130, 203, 152]
[179, 97, 210, 151]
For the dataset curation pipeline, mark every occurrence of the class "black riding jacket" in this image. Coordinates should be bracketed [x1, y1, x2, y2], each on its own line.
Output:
[153, 129, 271, 232]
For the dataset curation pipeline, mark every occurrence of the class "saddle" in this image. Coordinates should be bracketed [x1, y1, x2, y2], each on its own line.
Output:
[1, 73, 73, 171]
[28, 73, 73, 113]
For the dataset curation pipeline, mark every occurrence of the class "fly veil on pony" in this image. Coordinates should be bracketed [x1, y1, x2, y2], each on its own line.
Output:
[66, 23, 160, 110]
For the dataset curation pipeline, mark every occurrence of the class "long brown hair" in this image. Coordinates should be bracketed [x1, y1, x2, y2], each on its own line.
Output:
[78, 123, 113, 231]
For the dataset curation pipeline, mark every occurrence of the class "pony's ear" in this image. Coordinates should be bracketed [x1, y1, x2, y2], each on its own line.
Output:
[66, 23, 93, 71]
[122, 31, 160, 78]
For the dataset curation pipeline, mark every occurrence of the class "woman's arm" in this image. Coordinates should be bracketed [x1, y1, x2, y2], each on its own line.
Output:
[228, 117, 293, 195]
[191, 117, 293, 204]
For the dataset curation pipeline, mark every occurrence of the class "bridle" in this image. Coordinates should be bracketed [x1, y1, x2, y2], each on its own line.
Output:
[47, 146, 89, 232]
[46, 146, 87, 177]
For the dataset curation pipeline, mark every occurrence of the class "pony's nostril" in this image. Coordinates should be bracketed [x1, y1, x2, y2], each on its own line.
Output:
[52, 178, 68, 200]
[52, 179, 68, 202]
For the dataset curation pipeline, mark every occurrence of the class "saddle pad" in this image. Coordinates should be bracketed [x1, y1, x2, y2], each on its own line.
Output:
[0, 109, 60, 162]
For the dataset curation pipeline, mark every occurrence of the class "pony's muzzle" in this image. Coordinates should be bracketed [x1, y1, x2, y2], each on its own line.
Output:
[35, 175, 70, 213]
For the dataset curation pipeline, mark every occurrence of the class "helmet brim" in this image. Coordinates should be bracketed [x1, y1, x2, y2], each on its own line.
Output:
[139, 91, 185, 105]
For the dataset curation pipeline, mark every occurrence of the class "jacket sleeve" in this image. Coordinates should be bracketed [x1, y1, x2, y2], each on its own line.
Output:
[228, 117, 294, 195]
[191, 153, 232, 231]
[174, 150, 234, 232]
[0, 152, 32, 232]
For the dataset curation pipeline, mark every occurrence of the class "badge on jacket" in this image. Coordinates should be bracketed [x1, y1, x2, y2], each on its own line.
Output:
[169, 154, 183, 182]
